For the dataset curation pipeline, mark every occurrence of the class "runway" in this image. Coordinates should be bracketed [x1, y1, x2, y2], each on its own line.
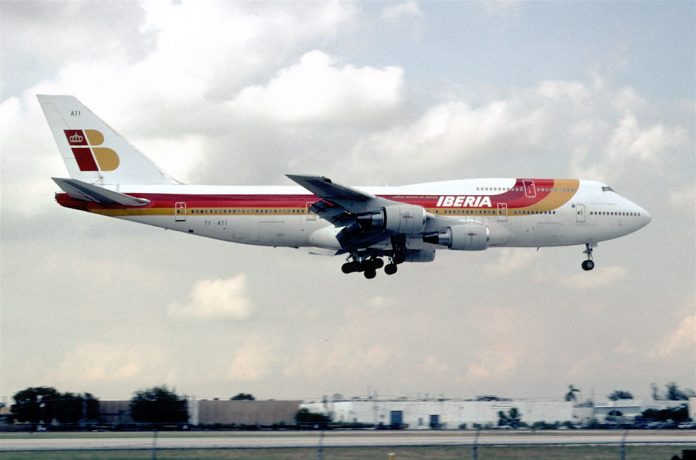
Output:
[1, 430, 694, 451]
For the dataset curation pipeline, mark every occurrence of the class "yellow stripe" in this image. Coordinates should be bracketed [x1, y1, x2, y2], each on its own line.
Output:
[92, 183, 580, 218]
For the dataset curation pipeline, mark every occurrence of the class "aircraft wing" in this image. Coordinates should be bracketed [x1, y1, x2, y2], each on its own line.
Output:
[286, 175, 394, 224]
[287, 174, 456, 251]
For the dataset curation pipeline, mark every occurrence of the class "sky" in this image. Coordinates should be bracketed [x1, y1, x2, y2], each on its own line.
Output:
[1, 1, 694, 404]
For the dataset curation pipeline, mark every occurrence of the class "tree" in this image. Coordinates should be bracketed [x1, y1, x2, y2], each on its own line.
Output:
[10, 387, 99, 427]
[497, 407, 522, 429]
[564, 385, 580, 402]
[11, 387, 61, 425]
[52, 392, 99, 425]
[608, 390, 634, 401]
[642, 405, 689, 423]
[130, 386, 188, 426]
[295, 408, 331, 428]
[665, 382, 692, 401]
[651, 383, 660, 400]
[230, 393, 255, 401]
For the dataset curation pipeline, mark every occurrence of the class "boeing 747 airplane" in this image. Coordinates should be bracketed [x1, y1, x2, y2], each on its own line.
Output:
[39, 95, 651, 279]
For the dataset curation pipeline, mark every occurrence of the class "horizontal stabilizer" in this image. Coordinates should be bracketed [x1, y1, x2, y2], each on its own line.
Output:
[52, 178, 150, 206]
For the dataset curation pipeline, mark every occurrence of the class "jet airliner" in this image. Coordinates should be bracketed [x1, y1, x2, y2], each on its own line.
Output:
[39, 95, 651, 279]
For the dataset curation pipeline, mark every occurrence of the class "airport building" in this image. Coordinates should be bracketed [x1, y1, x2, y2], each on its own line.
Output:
[191, 400, 301, 426]
[300, 398, 578, 429]
[98, 400, 133, 426]
[5, 396, 689, 430]
[95, 399, 301, 427]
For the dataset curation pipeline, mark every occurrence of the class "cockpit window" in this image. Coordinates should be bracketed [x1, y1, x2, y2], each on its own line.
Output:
[602, 186, 614, 192]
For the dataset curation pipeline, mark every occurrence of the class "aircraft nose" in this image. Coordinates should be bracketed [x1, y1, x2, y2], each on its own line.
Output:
[639, 207, 651, 227]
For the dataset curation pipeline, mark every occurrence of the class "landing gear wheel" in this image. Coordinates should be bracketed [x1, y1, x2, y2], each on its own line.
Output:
[341, 262, 356, 274]
[582, 243, 595, 271]
[371, 258, 384, 269]
[364, 268, 377, 279]
[384, 263, 398, 275]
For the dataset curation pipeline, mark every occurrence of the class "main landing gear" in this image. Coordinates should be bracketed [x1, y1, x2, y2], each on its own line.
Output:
[341, 252, 404, 279]
[582, 243, 595, 271]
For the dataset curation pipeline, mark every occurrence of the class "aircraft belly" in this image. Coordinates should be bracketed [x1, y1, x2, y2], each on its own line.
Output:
[118, 215, 314, 247]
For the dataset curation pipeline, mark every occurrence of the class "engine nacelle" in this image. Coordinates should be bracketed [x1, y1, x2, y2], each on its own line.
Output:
[355, 205, 426, 234]
[382, 205, 427, 234]
[423, 223, 490, 251]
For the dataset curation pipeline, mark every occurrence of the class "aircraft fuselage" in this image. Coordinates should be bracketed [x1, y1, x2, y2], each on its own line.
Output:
[56, 177, 650, 252]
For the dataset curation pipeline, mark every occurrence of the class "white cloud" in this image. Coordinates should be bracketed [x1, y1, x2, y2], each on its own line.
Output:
[367, 296, 395, 309]
[383, 1, 422, 20]
[168, 274, 253, 320]
[668, 183, 696, 210]
[228, 50, 404, 124]
[135, 134, 206, 183]
[559, 266, 628, 290]
[466, 351, 521, 381]
[46, 343, 168, 386]
[285, 343, 391, 379]
[421, 354, 451, 374]
[484, 248, 538, 275]
[348, 98, 544, 178]
[2, 2, 693, 402]
[537, 80, 590, 106]
[650, 315, 696, 358]
[458, 308, 531, 383]
[606, 114, 684, 164]
[0, 95, 65, 216]
[344, 78, 691, 185]
[227, 337, 275, 382]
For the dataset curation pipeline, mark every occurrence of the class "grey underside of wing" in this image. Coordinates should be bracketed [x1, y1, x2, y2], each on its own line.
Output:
[286, 175, 394, 249]
[286, 174, 393, 222]
[286, 174, 459, 250]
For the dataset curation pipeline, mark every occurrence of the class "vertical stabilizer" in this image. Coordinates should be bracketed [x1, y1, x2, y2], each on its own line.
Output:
[37, 95, 178, 185]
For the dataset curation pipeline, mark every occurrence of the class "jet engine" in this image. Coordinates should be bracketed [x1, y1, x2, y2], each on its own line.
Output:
[423, 222, 490, 251]
[357, 205, 427, 235]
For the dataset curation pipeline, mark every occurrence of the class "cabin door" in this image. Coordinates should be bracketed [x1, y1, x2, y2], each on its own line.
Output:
[174, 202, 187, 222]
[575, 204, 586, 223]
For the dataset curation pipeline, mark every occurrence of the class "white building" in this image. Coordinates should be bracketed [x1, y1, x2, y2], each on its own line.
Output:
[301, 398, 576, 429]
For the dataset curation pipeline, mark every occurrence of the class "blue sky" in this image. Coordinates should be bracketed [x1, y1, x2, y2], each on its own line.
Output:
[1, 1, 694, 402]
[344, 2, 695, 102]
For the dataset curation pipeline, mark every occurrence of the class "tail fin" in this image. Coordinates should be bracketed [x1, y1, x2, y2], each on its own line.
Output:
[37, 95, 178, 185]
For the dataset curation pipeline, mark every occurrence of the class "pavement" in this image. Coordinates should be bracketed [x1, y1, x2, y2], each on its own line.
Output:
[1, 429, 694, 451]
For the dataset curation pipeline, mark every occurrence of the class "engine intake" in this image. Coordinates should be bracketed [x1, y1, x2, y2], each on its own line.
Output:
[423, 223, 489, 251]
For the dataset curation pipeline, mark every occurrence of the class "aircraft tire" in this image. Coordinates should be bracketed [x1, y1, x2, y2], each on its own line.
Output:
[372, 258, 384, 269]
[341, 262, 355, 274]
[364, 268, 377, 279]
[384, 264, 397, 275]
[582, 260, 595, 271]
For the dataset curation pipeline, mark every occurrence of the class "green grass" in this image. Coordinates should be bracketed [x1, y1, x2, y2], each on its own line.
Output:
[0, 446, 690, 460]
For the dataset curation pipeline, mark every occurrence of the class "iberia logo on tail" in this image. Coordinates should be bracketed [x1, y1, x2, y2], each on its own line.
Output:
[64, 129, 120, 171]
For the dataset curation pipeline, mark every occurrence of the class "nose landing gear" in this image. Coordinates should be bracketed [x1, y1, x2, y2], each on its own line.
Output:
[582, 243, 595, 271]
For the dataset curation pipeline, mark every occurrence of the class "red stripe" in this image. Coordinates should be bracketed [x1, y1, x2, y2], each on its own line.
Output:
[56, 179, 573, 211]
[71, 148, 99, 171]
